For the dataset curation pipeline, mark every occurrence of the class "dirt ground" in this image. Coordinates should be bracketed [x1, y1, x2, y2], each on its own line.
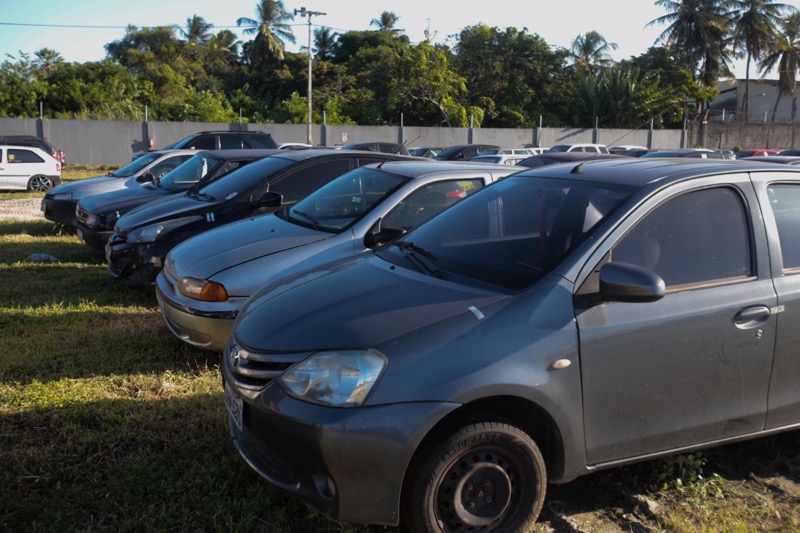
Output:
[0, 198, 44, 220]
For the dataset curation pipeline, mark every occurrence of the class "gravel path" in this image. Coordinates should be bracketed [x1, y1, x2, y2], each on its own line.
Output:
[0, 198, 45, 220]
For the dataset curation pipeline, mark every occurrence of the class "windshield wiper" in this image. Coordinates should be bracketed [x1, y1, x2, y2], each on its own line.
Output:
[395, 240, 439, 276]
[292, 209, 321, 230]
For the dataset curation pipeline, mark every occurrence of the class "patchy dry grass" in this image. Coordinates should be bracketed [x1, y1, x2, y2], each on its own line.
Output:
[1, 215, 799, 533]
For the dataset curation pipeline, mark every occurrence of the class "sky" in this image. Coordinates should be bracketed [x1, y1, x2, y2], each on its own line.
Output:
[1, 0, 796, 79]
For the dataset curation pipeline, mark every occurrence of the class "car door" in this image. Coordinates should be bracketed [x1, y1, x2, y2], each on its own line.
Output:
[751, 174, 800, 429]
[574, 174, 776, 466]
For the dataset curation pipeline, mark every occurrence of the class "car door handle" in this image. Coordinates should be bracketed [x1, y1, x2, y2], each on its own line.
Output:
[734, 306, 771, 329]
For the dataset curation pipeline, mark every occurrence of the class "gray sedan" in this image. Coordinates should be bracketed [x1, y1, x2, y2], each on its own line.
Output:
[41, 149, 197, 226]
[223, 158, 800, 531]
[156, 161, 520, 352]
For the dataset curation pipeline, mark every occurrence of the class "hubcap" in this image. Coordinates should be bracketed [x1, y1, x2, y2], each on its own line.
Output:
[437, 452, 514, 529]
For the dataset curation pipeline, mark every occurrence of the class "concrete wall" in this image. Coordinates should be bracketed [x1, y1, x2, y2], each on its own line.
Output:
[1, 116, 790, 165]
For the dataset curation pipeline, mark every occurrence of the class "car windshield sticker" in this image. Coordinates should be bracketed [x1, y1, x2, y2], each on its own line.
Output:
[468, 306, 485, 320]
[206, 212, 216, 222]
[225, 192, 238, 200]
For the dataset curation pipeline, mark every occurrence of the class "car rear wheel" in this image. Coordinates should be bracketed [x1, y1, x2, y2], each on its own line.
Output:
[403, 419, 547, 532]
[28, 175, 54, 192]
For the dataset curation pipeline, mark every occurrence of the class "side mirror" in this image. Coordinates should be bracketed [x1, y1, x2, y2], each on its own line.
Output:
[365, 227, 407, 249]
[599, 262, 665, 303]
[137, 172, 155, 183]
[257, 191, 283, 208]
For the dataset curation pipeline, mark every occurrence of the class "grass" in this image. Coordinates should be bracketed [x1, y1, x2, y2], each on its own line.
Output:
[1, 215, 799, 532]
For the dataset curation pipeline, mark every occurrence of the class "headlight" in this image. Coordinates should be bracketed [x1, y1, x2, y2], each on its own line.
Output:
[178, 277, 228, 302]
[279, 350, 387, 407]
[83, 212, 99, 228]
[126, 216, 202, 244]
[51, 192, 72, 200]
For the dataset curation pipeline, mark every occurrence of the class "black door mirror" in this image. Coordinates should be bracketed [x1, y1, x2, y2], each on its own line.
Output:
[365, 227, 407, 248]
[257, 191, 283, 208]
[599, 262, 665, 303]
[137, 172, 155, 183]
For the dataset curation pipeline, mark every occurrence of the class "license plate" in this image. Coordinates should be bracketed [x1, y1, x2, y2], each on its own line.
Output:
[224, 382, 243, 433]
[104, 242, 112, 263]
[76, 228, 84, 242]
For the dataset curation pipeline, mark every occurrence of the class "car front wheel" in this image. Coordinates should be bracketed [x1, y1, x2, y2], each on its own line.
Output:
[404, 419, 547, 532]
[28, 175, 54, 192]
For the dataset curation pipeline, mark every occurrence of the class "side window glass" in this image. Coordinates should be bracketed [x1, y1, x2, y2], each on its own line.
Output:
[190, 136, 216, 150]
[150, 156, 189, 179]
[8, 149, 43, 163]
[767, 184, 800, 270]
[220, 136, 242, 149]
[611, 187, 751, 288]
[272, 160, 351, 203]
[384, 179, 484, 230]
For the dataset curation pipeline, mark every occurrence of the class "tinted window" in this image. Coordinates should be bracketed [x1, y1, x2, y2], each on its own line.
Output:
[159, 153, 223, 191]
[612, 187, 751, 287]
[242, 135, 277, 149]
[272, 159, 352, 203]
[220, 136, 243, 149]
[377, 175, 633, 291]
[767, 184, 800, 270]
[177, 135, 215, 150]
[289, 167, 406, 232]
[197, 156, 293, 201]
[112, 152, 163, 177]
[148, 155, 193, 179]
[383, 179, 484, 230]
[8, 149, 44, 163]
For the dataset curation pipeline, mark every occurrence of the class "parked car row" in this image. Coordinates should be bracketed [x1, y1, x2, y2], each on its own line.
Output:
[27, 139, 800, 531]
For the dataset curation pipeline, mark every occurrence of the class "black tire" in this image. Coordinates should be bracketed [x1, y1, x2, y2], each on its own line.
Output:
[27, 175, 53, 192]
[403, 420, 547, 533]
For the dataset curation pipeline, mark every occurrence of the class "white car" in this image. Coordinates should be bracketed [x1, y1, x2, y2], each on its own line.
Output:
[0, 145, 62, 192]
[546, 143, 609, 154]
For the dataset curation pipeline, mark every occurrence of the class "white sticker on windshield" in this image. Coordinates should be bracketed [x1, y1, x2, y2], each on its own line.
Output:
[225, 192, 238, 200]
[352, 197, 361, 203]
[468, 306, 485, 320]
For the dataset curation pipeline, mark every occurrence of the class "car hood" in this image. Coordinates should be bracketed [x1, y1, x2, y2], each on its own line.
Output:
[115, 194, 203, 232]
[79, 182, 179, 215]
[49, 175, 120, 195]
[234, 255, 508, 353]
[169, 214, 329, 279]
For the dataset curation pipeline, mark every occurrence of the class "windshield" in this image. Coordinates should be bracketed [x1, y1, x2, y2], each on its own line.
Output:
[546, 145, 570, 152]
[196, 156, 293, 201]
[112, 152, 162, 177]
[435, 146, 465, 159]
[376, 174, 634, 292]
[287, 167, 407, 233]
[157, 153, 222, 191]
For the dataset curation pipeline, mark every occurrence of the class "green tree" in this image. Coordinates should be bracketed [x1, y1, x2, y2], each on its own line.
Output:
[237, 0, 295, 64]
[730, 0, 796, 120]
[33, 48, 63, 75]
[179, 15, 213, 45]
[570, 31, 618, 75]
[313, 27, 339, 61]
[760, 12, 800, 120]
[390, 41, 469, 126]
[648, 0, 735, 87]
[370, 11, 401, 33]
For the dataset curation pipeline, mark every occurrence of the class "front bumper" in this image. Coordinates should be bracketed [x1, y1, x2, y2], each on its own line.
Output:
[74, 221, 113, 253]
[106, 234, 160, 286]
[222, 359, 458, 526]
[41, 197, 78, 227]
[155, 272, 238, 352]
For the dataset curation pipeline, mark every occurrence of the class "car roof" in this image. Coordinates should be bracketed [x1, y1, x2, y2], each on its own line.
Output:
[514, 156, 800, 189]
[195, 148, 280, 160]
[741, 155, 800, 164]
[363, 160, 522, 178]
[262, 148, 422, 163]
[519, 152, 626, 165]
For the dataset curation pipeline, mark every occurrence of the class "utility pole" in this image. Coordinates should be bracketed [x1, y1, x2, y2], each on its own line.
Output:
[294, 7, 326, 145]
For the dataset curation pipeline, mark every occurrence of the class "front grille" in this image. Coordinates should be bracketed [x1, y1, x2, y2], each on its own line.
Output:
[240, 425, 298, 484]
[227, 343, 309, 387]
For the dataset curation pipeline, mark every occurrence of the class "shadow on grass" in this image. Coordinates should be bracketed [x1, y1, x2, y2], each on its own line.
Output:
[0, 394, 391, 533]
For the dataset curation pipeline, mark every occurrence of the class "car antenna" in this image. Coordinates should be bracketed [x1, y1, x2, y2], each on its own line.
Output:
[402, 135, 421, 148]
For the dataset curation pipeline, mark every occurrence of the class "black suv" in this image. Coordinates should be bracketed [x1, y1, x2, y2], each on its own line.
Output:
[0, 135, 64, 165]
[133, 131, 278, 160]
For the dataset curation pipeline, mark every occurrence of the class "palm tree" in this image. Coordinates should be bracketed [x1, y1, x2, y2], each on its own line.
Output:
[313, 27, 339, 61]
[237, 0, 295, 63]
[570, 31, 618, 76]
[179, 15, 213, 45]
[206, 30, 241, 68]
[370, 11, 401, 33]
[33, 48, 62, 75]
[760, 12, 800, 120]
[730, 0, 795, 120]
[648, 0, 735, 87]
